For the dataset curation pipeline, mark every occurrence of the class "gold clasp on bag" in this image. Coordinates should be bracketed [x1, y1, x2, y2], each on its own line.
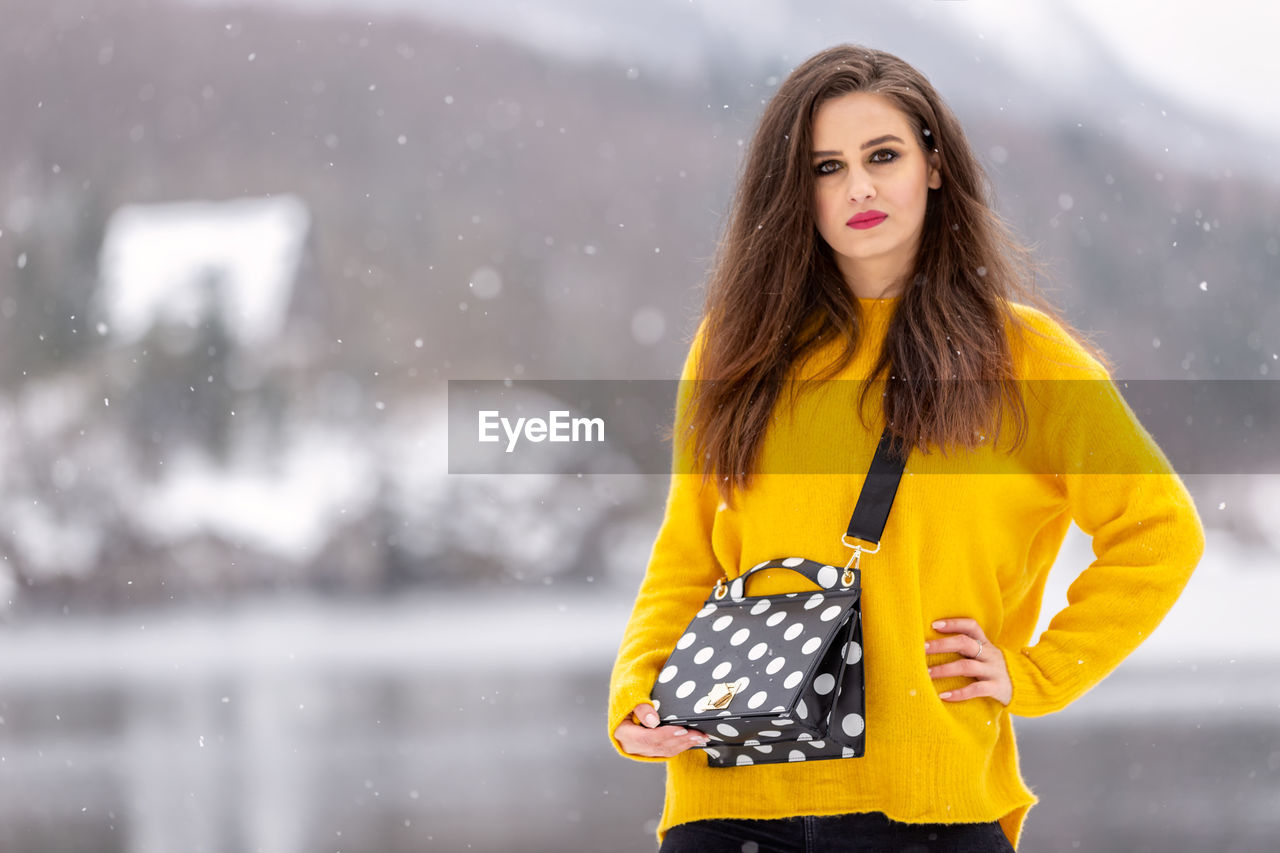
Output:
[693, 676, 748, 712]
[713, 578, 727, 600]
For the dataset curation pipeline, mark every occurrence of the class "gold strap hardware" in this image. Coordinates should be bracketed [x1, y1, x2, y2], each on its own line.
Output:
[840, 534, 880, 578]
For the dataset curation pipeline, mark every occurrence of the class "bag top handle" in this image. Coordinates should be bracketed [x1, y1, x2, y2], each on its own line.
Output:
[721, 556, 860, 603]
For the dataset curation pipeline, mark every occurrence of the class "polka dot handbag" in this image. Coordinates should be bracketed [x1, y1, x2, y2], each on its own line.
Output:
[649, 427, 906, 767]
[649, 557, 866, 766]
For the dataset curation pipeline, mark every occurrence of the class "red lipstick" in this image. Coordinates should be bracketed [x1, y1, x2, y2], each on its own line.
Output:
[847, 211, 887, 229]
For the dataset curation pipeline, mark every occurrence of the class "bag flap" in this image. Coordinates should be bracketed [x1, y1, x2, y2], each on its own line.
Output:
[651, 587, 859, 724]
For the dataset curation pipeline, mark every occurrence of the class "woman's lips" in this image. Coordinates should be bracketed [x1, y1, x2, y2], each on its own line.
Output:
[847, 213, 887, 230]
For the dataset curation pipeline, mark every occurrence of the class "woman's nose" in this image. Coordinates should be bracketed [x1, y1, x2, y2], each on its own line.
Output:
[846, 171, 875, 202]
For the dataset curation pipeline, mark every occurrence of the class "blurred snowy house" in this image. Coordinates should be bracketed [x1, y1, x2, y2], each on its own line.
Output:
[95, 194, 311, 347]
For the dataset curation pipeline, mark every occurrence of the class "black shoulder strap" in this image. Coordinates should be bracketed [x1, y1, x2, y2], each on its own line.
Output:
[845, 427, 908, 546]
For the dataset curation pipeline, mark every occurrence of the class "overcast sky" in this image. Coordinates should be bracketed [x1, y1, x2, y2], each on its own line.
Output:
[949, 0, 1280, 138]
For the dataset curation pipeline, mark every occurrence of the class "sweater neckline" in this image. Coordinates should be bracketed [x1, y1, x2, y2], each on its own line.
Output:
[856, 295, 901, 323]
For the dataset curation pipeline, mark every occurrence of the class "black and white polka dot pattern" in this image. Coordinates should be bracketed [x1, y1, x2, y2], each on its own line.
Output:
[649, 557, 866, 768]
[704, 611, 866, 767]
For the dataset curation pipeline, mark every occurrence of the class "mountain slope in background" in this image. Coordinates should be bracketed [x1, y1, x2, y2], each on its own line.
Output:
[0, 0, 1275, 608]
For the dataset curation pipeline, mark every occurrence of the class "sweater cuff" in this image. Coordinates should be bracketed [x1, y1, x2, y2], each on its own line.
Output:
[1004, 642, 1095, 717]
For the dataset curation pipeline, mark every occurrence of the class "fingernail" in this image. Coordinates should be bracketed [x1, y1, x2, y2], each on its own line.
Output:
[924, 642, 931, 652]
[644, 713, 659, 727]
[939, 691, 952, 699]
[932, 620, 945, 629]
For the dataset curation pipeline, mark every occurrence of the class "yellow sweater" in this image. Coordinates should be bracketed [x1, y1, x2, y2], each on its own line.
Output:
[606, 296, 1206, 848]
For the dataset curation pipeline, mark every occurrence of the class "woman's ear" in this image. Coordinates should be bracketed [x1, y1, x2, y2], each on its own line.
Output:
[928, 151, 943, 190]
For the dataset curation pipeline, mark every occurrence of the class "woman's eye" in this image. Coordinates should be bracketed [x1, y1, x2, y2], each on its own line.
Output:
[815, 151, 897, 175]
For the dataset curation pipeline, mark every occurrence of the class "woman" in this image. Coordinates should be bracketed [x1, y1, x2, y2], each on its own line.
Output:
[607, 44, 1205, 852]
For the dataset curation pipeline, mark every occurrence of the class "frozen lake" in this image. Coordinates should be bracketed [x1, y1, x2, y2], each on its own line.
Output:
[0, 526, 1277, 852]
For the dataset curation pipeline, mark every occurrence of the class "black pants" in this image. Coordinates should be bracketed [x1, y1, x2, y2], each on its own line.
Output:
[658, 811, 1015, 853]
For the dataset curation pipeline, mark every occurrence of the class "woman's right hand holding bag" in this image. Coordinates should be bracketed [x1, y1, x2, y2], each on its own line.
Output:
[614, 702, 711, 758]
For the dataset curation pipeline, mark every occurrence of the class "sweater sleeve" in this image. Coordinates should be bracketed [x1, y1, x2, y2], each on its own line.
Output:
[1004, 352, 1206, 717]
[606, 322, 726, 761]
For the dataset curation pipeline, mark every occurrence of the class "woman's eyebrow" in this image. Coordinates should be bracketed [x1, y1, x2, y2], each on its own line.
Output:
[811, 134, 906, 157]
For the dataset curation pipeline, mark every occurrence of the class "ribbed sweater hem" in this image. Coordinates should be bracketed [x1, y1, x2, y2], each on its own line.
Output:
[654, 735, 1038, 849]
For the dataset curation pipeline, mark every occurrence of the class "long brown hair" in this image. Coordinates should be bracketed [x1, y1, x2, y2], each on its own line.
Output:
[684, 44, 1110, 503]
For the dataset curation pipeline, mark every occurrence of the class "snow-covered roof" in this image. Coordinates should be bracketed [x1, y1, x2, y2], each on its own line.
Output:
[96, 194, 310, 347]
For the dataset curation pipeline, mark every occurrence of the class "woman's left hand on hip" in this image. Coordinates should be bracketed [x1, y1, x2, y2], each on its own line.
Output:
[925, 617, 1013, 706]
